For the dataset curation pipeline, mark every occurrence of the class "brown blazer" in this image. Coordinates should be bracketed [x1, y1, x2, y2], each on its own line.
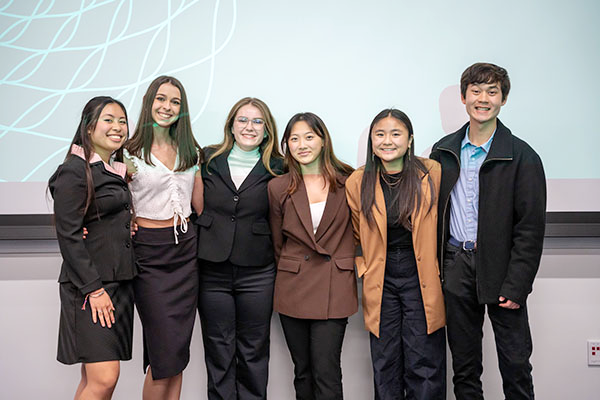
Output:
[345, 157, 445, 337]
[268, 173, 358, 319]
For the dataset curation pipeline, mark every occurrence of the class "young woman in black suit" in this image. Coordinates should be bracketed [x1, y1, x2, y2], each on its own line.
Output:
[49, 96, 136, 399]
[196, 97, 283, 399]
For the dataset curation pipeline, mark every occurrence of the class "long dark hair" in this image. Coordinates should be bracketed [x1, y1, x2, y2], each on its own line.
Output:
[360, 109, 435, 230]
[206, 97, 282, 176]
[65, 96, 128, 215]
[281, 112, 353, 194]
[126, 75, 202, 171]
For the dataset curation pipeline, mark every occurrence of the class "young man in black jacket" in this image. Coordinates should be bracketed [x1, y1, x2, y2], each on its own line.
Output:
[430, 63, 546, 400]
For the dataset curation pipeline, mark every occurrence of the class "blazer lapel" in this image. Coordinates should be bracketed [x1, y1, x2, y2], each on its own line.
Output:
[212, 151, 238, 193]
[290, 182, 318, 247]
[412, 168, 431, 239]
[314, 188, 343, 242]
[238, 157, 266, 193]
[373, 178, 388, 245]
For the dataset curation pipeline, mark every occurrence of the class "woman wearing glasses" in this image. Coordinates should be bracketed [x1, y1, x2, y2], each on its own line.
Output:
[196, 97, 283, 399]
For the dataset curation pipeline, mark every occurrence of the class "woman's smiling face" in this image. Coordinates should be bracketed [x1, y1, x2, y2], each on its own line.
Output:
[89, 102, 128, 161]
[151, 82, 181, 128]
[231, 104, 266, 151]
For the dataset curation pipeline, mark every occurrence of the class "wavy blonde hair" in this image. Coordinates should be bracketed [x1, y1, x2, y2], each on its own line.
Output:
[206, 97, 282, 175]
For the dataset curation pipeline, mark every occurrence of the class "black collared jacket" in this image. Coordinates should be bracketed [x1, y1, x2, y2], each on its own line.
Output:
[196, 147, 284, 266]
[430, 119, 546, 305]
[49, 156, 136, 295]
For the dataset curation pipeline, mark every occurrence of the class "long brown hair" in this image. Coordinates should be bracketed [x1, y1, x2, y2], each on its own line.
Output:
[360, 109, 435, 230]
[205, 97, 282, 176]
[126, 75, 202, 171]
[281, 112, 353, 194]
[65, 96, 128, 215]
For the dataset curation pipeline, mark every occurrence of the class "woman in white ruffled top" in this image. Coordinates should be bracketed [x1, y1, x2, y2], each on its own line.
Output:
[124, 75, 203, 400]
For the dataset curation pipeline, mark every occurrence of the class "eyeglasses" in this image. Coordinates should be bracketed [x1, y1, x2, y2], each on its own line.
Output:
[236, 116, 265, 128]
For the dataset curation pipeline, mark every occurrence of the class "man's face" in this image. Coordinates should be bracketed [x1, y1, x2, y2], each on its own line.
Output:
[461, 82, 507, 125]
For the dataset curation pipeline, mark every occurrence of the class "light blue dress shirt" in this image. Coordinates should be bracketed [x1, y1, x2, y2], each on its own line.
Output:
[449, 127, 495, 243]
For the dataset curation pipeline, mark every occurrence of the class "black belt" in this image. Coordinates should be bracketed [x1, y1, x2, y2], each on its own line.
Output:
[448, 237, 477, 251]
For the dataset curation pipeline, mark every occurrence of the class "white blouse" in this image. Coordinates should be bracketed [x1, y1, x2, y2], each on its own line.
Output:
[309, 200, 326, 234]
[125, 149, 197, 243]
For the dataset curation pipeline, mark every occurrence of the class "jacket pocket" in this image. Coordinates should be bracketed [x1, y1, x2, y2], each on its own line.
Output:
[277, 257, 300, 273]
[334, 257, 355, 271]
[252, 221, 271, 235]
[196, 213, 213, 228]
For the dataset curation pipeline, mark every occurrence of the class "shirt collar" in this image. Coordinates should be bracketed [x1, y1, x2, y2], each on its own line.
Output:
[70, 144, 127, 178]
[461, 125, 496, 153]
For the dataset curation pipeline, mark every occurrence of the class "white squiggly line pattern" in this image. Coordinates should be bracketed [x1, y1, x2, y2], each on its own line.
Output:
[0, 0, 237, 182]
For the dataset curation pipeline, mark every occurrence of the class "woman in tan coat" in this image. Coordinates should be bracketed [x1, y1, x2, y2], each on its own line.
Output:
[345, 109, 446, 400]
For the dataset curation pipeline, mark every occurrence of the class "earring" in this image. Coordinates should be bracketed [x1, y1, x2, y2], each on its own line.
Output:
[371, 153, 374, 162]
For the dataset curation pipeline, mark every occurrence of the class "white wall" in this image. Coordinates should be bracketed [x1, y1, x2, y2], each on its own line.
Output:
[1, 246, 599, 399]
[2, 0, 600, 213]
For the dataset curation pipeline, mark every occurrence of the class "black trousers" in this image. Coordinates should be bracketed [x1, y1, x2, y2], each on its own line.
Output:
[279, 314, 348, 400]
[198, 260, 275, 400]
[443, 243, 534, 400]
[370, 247, 446, 400]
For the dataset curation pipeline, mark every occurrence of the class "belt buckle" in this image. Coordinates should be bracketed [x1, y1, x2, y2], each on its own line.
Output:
[462, 240, 476, 251]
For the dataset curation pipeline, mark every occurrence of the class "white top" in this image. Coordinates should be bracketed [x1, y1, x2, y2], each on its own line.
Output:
[309, 200, 326, 234]
[228, 143, 260, 189]
[125, 149, 198, 243]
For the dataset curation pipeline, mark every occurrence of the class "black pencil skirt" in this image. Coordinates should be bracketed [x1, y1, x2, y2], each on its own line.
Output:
[57, 280, 134, 365]
[133, 224, 199, 380]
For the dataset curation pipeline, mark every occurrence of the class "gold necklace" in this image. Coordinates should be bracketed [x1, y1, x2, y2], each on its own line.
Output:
[380, 171, 402, 187]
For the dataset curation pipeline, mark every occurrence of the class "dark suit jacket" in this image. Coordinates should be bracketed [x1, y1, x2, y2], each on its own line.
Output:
[49, 155, 136, 295]
[196, 148, 284, 266]
[268, 173, 358, 319]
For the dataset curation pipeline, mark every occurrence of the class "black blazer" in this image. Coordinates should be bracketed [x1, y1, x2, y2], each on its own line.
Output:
[49, 156, 136, 295]
[196, 148, 284, 266]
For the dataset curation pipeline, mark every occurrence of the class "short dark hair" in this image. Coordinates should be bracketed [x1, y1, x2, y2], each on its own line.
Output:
[461, 63, 510, 101]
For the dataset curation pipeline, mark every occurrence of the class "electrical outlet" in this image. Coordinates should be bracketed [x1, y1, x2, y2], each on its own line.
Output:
[588, 340, 600, 366]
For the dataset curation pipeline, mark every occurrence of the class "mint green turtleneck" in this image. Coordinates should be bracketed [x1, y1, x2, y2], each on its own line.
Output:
[227, 143, 260, 189]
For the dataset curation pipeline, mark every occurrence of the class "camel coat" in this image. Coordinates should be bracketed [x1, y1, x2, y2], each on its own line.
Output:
[345, 158, 445, 337]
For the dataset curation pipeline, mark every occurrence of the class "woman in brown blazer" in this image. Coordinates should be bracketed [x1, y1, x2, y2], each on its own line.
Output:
[268, 112, 358, 399]
[345, 109, 446, 400]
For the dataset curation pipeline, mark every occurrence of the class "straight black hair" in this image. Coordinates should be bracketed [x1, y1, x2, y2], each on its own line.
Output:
[360, 109, 435, 230]
[65, 96, 128, 215]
